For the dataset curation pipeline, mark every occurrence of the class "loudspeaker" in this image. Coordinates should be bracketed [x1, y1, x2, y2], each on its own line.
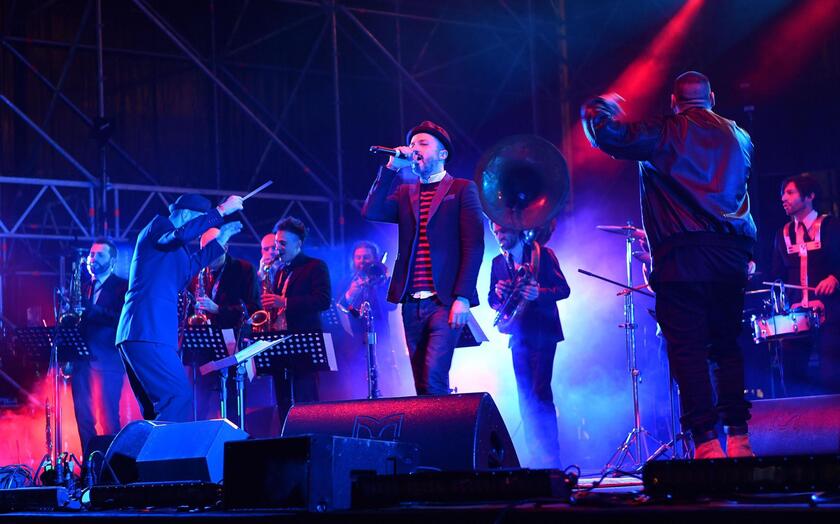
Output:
[749, 394, 840, 456]
[223, 435, 419, 511]
[282, 392, 519, 470]
[104, 419, 248, 484]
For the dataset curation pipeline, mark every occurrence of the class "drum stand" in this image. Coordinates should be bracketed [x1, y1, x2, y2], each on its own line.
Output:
[601, 228, 664, 473]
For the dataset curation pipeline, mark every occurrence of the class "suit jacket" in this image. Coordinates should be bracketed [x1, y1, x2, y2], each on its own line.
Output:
[273, 253, 332, 332]
[117, 211, 225, 347]
[361, 167, 484, 306]
[488, 245, 570, 344]
[188, 255, 260, 330]
[80, 274, 128, 371]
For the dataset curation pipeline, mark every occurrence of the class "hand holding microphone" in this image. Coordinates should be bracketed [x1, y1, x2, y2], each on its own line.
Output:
[370, 145, 415, 171]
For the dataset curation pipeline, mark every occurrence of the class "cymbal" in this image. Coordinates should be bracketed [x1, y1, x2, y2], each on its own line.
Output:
[596, 224, 646, 240]
[632, 250, 651, 265]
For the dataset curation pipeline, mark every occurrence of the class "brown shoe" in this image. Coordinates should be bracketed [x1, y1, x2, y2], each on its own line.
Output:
[726, 434, 755, 458]
[693, 439, 725, 459]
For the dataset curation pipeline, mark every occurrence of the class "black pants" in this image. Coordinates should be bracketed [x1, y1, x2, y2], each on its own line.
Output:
[401, 297, 463, 395]
[510, 336, 561, 467]
[70, 359, 124, 457]
[779, 318, 840, 396]
[655, 281, 751, 438]
[273, 370, 319, 429]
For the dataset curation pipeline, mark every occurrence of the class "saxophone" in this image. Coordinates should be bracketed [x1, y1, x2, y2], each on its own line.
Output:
[249, 256, 279, 332]
[58, 256, 85, 328]
[187, 267, 211, 326]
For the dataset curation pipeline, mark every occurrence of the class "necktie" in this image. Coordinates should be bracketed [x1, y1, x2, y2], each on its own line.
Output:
[90, 279, 98, 301]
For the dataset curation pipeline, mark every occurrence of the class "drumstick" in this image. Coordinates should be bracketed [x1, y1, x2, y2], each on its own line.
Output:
[761, 281, 816, 292]
[241, 180, 273, 201]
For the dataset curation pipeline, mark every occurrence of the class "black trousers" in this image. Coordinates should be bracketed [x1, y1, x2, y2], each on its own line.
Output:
[401, 297, 463, 395]
[70, 360, 124, 457]
[655, 281, 752, 438]
[510, 336, 561, 467]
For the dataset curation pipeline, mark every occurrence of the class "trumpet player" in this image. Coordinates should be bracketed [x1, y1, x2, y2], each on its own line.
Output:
[489, 222, 569, 468]
[334, 240, 397, 398]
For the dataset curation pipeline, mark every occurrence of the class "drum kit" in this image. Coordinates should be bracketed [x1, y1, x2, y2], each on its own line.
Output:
[588, 224, 825, 469]
[747, 280, 821, 397]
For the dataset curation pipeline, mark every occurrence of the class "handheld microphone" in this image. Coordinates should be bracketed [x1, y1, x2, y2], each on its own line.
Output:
[369, 145, 407, 159]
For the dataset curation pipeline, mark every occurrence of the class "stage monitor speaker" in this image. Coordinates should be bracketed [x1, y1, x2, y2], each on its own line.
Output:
[282, 392, 519, 471]
[104, 419, 248, 484]
[749, 394, 840, 456]
[223, 435, 419, 511]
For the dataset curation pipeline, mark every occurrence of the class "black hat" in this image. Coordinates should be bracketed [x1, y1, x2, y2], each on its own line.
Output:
[406, 120, 453, 160]
[168, 194, 211, 214]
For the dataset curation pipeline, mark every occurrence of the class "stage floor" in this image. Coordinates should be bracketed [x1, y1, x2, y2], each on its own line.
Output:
[1, 478, 837, 524]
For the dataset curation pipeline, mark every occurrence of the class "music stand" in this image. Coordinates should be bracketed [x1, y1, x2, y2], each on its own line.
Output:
[250, 331, 337, 409]
[16, 327, 89, 363]
[321, 302, 342, 331]
[16, 326, 88, 472]
[199, 336, 291, 429]
[180, 326, 229, 421]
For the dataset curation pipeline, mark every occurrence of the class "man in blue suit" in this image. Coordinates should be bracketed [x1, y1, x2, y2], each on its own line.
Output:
[362, 121, 484, 395]
[116, 193, 243, 422]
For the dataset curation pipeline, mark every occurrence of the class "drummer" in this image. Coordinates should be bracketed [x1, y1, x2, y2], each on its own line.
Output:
[770, 173, 840, 395]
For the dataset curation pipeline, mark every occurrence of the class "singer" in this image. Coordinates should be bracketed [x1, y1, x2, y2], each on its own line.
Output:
[362, 120, 484, 395]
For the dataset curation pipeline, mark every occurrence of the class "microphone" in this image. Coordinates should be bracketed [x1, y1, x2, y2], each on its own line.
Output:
[369, 145, 407, 159]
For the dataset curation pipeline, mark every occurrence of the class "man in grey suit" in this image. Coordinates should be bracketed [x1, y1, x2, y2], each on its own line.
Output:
[116, 193, 243, 422]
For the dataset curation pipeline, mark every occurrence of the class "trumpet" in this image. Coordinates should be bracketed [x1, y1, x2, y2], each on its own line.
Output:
[187, 267, 211, 326]
[250, 255, 280, 332]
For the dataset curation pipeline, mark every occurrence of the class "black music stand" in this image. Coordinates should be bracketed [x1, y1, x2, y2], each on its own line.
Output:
[181, 326, 230, 421]
[321, 303, 342, 331]
[199, 336, 290, 430]
[15, 326, 89, 363]
[250, 331, 337, 410]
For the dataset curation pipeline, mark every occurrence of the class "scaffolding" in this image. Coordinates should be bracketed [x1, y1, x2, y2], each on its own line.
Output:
[0, 0, 570, 323]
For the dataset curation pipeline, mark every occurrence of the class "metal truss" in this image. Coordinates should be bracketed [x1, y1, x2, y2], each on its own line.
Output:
[0, 0, 569, 324]
[0, 175, 335, 248]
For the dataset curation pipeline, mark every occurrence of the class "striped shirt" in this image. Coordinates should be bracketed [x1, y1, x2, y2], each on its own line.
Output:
[410, 181, 440, 294]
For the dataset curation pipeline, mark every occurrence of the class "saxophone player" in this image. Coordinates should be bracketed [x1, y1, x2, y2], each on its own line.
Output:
[488, 222, 570, 468]
[72, 239, 128, 458]
[187, 228, 260, 419]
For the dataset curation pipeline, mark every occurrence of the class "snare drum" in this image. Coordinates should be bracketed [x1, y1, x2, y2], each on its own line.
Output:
[751, 308, 820, 343]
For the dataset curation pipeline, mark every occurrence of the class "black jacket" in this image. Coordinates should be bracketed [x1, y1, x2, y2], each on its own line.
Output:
[188, 255, 260, 330]
[581, 102, 756, 281]
[272, 253, 332, 332]
[488, 245, 570, 345]
[80, 274, 129, 371]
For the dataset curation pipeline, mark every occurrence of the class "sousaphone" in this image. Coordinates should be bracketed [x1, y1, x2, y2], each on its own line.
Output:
[474, 134, 569, 243]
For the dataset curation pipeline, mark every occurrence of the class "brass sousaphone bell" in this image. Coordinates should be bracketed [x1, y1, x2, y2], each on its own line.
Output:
[475, 135, 570, 331]
[475, 134, 570, 238]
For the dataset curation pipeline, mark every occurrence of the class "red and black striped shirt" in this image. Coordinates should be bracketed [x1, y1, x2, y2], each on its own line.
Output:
[410, 181, 440, 294]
